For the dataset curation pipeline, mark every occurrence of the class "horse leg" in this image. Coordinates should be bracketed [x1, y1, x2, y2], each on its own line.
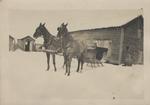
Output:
[66, 59, 70, 76]
[65, 62, 68, 75]
[67, 57, 72, 76]
[52, 54, 57, 72]
[80, 54, 84, 71]
[46, 52, 50, 71]
[63, 54, 66, 68]
[100, 62, 104, 66]
[77, 59, 81, 72]
[65, 55, 69, 75]
[81, 59, 84, 71]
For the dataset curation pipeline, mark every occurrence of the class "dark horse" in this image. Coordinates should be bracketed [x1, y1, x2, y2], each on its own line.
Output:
[57, 23, 87, 76]
[33, 23, 61, 71]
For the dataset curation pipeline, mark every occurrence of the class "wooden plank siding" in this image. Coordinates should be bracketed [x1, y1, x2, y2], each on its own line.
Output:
[118, 28, 125, 64]
[70, 27, 121, 64]
[63, 15, 143, 65]
[121, 15, 143, 64]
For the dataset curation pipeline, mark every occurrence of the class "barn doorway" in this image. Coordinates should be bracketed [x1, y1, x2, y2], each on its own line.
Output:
[95, 40, 112, 60]
[25, 41, 30, 51]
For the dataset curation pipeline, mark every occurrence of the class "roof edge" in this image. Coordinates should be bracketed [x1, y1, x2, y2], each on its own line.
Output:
[69, 15, 143, 34]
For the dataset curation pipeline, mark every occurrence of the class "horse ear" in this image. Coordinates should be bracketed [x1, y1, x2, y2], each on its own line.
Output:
[43, 23, 46, 26]
[57, 27, 60, 31]
[65, 23, 68, 26]
[61, 23, 64, 26]
[40, 23, 42, 26]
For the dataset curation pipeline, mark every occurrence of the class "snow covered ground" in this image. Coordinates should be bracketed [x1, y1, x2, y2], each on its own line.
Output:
[1, 50, 144, 105]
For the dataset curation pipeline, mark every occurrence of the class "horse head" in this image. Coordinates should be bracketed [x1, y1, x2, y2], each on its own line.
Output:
[57, 23, 68, 38]
[33, 23, 46, 39]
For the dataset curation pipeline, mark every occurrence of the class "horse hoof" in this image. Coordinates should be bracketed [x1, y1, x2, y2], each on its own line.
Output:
[54, 68, 57, 72]
[46, 67, 50, 71]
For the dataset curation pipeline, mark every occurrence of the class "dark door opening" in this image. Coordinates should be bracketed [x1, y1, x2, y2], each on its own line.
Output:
[96, 40, 112, 60]
[25, 41, 30, 51]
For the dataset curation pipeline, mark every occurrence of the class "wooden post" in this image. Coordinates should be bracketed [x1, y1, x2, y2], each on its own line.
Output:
[118, 28, 124, 64]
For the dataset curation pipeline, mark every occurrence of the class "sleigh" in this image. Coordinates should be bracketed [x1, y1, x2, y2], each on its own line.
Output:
[83, 45, 108, 67]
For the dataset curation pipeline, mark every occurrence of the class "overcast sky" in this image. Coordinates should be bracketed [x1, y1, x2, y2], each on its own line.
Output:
[8, 9, 142, 42]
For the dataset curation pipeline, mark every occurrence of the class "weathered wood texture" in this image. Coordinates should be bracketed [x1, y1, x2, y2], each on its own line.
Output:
[69, 15, 143, 65]
[70, 27, 121, 64]
[122, 15, 143, 64]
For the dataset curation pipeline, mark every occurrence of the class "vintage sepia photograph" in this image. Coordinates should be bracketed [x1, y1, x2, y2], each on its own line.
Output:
[1, 0, 149, 105]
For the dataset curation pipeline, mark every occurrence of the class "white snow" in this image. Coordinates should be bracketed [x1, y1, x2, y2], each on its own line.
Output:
[1, 51, 144, 105]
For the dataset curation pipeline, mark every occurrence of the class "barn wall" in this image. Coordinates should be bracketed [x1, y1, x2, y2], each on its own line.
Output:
[121, 16, 144, 64]
[70, 27, 122, 64]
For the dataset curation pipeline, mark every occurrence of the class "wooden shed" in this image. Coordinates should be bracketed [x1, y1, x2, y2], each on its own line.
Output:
[70, 15, 144, 65]
[17, 36, 35, 51]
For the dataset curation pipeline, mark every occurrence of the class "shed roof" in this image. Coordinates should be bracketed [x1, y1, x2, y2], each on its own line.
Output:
[70, 15, 143, 34]
[121, 15, 143, 27]
[20, 36, 35, 41]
